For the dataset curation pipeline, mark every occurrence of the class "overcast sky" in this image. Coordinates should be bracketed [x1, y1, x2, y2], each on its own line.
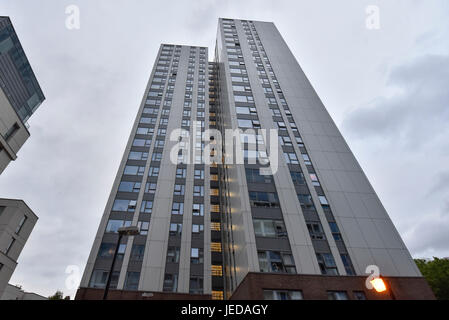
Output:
[0, 0, 448, 298]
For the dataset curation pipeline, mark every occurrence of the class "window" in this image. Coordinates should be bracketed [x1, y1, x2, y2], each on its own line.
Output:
[329, 222, 342, 241]
[106, 219, 131, 233]
[240, 132, 264, 144]
[174, 184, 185, 195]
[192, 203, 204, 216]
[155, 140, 165, 148]
[140, 117, 156, 124]
[140, 201, 153, 213]
[118, 181, 141, 193]
[163, 274, 178, 292]
[189, 277, 203, 294]
[194, 169, 204, 179]
[112, 199, 136, 212]
[167, 247, 180, 263]
[4, 237, 15, 255]
[316, 253, 339, 275]
[176, 168, 187, 178]
[235, 106, 257, 115]
[148, 167, 160, 177]
[145, 182, 157, 194]
[130, 245, 145, 261]
[232, 84, 250, 91]
[15, 215, 27, 234]
[169, 223, 182, 236]
[238, 119, 260, 128]
[124, 165, 145, 176]
[319, 196, 329, 206]
[231, 76, 249, 83]
[290, 171, 305, 185]
[353, 291, 367, 300]
[341, 254, 356, 275]
[279, 136, 292, 146]
[193, 186, 204, 196]
[284, 152, 299, 164]
[89, 270, 119, 289]
[133, 138, 152, 147]
[297, 194, 315, 210]
[249, 191, 280, 207]
[258, 251, 296, 274]
[137, 127, 153, 135]
[152, 153, 162, 161]
[245, 168, 273, 183]
[306, 222, 326, 240]
[191, 248, 204, 264]
[327, 291, 349, 300]
[137, 221, 150, 235]
[263, 290, 303, 300]
[302, 154, 312, 165]
[172, 202, 184, 215]
[192, 224, 204, 233]
[98, 243, 126, 259]
[310, 174, 320, 186]
[124, 272, 140, 290]
[129, 151, 148, 160]
[234, 95, 254, 103]
[276, 121, 286, 129]
[253, 219, 287, 238]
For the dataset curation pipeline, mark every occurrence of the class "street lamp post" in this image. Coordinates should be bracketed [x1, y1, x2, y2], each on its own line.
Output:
[102, 226, 140, 300]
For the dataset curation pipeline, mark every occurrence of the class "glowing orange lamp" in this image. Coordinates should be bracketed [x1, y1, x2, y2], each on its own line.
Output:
[370, 277, 387, 293]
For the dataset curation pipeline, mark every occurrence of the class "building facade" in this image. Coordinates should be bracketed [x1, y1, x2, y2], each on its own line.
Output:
[0, 199, 38, 298]
[77, 18, 434, 300]
[1, 283, 47, 300]
[0, 16, 45, 174]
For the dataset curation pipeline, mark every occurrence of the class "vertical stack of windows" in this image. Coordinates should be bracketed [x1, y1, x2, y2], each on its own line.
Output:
[247, 22, 356, 276]
[125, 44, 177, 290]
[189, 46, 205, 295]
[239, 20, 296, 276]
[90, 44, 178, 291]
[161, 45, 186, 293]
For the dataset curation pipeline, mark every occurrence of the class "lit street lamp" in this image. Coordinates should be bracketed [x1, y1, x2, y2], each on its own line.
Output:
[370, 275, 396, 300]
[103, 225, 140, 300]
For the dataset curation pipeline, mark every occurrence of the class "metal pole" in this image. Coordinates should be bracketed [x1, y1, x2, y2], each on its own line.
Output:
[103, 233, 123, 300]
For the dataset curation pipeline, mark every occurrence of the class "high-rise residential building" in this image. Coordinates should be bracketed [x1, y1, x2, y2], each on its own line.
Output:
[0, 199, 38, 298]
[0, 16, 45, 174]
[77, 18, 434, 300]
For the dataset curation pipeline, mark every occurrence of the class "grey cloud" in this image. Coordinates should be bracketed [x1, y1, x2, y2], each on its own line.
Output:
[342, 54, 449, 148]
[403, 201, 449, 257]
